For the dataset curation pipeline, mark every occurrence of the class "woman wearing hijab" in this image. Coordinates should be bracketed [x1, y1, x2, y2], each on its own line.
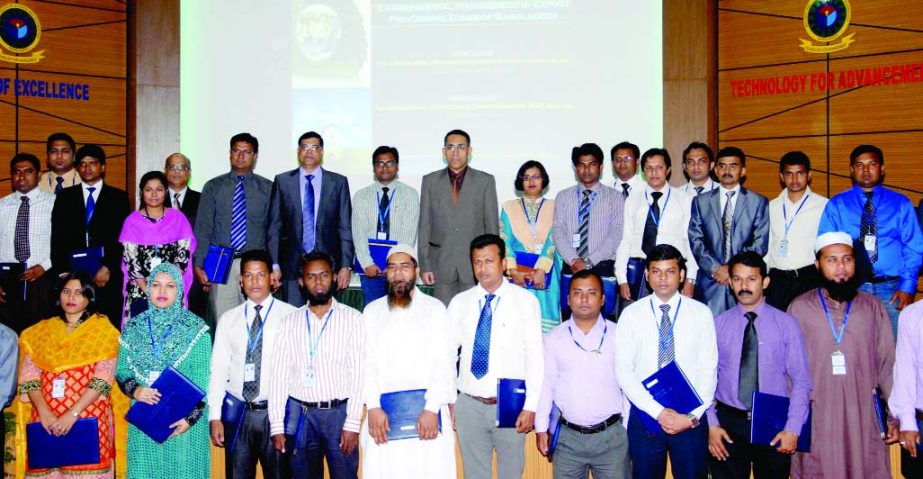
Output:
[15, 271, 128, 479]
[115, 263, 210, 479]
[119, 171, 196, 322]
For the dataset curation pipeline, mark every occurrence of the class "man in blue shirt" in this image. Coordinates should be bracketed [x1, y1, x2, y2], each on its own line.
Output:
[818, 144, 923, 338]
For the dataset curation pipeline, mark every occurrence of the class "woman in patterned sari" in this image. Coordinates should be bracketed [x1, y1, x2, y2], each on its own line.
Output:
[118, 171, 196, 323]
[500, 160, 563, 333]
[115, 262, 210, 479]
[15, 271, 128, 479]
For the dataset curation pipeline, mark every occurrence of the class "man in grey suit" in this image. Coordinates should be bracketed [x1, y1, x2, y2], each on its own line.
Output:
[268, 131, 354, 307]
[418, 129, 499, 305]
[688, 146, 769, 315]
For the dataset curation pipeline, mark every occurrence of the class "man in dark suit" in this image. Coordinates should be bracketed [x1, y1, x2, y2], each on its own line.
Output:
[688, 146, 769, 316]
[418, 129, 499, 305]
[51, 144, 131, 329]
[164, 152, 205, 318]
[268, 131, 353, 307]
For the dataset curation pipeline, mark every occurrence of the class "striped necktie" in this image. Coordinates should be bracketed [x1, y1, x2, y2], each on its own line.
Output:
[243, 304, 263, 401]
[860, 191, 877, 262]
[577, 189, 592, 259]
[15, 196, 30, 262]
[658, 303, 675, 367]
[303, 175, 316, 253]
[230, 176, 247, 251]
[722, 191, 736, 262]
[739, 311, 759, 409]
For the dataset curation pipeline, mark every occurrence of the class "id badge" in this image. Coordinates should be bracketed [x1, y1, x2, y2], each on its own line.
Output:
[831, 351, 847, 375]
[376, 231, 388, 240]
[572, 234, 581, 248]
[148, 370, 161, 384]
[534, 243, 543, 254]
[302, 365, 315, 388]
[864, 235, 877, 254]
[244, 363, 256, 382]
[777, 239, 789, 258]
[52, 377, 66, 399]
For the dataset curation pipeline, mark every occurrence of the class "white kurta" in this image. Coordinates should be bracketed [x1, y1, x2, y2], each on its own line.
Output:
[360, 288, 458, 479]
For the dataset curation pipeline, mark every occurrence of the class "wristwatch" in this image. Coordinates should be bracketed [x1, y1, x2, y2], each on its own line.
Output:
[70, 410, 79, 418]
[583, 258, 593, 269]
[687, 413, 700, 428]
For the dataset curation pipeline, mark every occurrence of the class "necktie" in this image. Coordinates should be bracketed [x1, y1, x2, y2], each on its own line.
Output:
[303, 175, 316, 253]
[641, 192, 662, 256]
[470, 293, 496, 379]
[577, 189, 592, 260]
[861, 191, 878, 262]
[377, 186, 390, 237]
[85, 186, 97, 226]
[722, 191, 736, 262]
[173, 192, 181, 210]
[621, 182, 630, 198]
[739, 311, 759, 409]
[243, 305, 263, 401]
[14, 196, 30, 263]
[657, 303, 675, 367]
[54, 176, 64, 195]
[694, 186, 704, 196]
[230, 176, 247, 251]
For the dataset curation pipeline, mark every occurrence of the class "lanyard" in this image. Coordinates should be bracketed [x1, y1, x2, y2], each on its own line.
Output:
[781, 194, 810, 237]
[306, 308, 334, 360]
[479, 295, 501, 315]
[644, 189, 671, 228]
[520, 198, 545, 238]
[244, 298, 275, 356]
[650, 297, 682, 352]
[818, 288, 852, 349]
[147, 316, 173, 363]
[568, 321, 607, 354]
[575, 188, 598, 225]
[376, 189, 395, 231]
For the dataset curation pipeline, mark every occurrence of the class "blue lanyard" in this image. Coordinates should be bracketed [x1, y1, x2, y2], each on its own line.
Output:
[818, 289, 852, 348]
[575, 188, 597, 224]
[147, 317, 173, 362]
[376, 189, 395, 232]
[644, 189, 671, 228]
[782, 194, 810, 237]
[520, 198, 545, 238]
[650, 297, 682, 352]
[306, 308, 334, 360]
[568, 322, 607, 355]
[244, 299, 275, 356]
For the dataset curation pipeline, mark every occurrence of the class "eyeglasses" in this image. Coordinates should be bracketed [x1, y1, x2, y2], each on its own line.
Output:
[520, 174, 543, 182]
[231, 148, 254, 156]
[167, 165, 190, 172]
[444, 144, 468, 152]
[298, 144, 322, 151]
[613, 156, 635, 164]
[374, 160, 397, 168]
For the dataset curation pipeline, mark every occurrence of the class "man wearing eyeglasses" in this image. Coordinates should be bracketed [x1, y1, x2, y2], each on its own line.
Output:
[418, 129, 499, 305]
[612, 141, 644, 199]
[350, 146, 419, 305]
[268, 131, 354, 307]
[165, 152, 206, 319]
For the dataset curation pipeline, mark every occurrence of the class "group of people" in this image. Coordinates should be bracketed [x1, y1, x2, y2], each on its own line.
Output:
[0, 128, 921, 479]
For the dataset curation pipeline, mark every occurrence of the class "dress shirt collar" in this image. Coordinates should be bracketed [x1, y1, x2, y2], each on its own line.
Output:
[692, 178, 716, 191]
[169, 186, 188, 197]
[718, 183, 741, 196]
[851, 183, 883, 197]
[644, 183, 669, 195]
[18, 187, 41, 201]
[580, 181, 603, 194]
[301, 165, 324, 178]
[306, 298, 340, 320]
[227, 170, 252, 180]
[649, 291, 682, 313]
[245, 296, 275, 325]
[447, 166, 468, 181]
[476, 279, 509, 299]
[374, 178, 397, 190]
[733, 298, 769, 321]
[778, 186, 814, 205]
[82, 180, 103, 193]
[570, 315, 607, 338]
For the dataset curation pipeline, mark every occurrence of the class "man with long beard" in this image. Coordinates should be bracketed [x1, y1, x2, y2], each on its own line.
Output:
[360, 244, 457, 478]
[788, 231, 897, 479]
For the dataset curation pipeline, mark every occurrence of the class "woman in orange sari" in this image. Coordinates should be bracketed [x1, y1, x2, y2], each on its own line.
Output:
[14, 272, 128, 479]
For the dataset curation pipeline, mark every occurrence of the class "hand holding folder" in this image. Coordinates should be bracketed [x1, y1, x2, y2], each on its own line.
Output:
[354, 239, 398, 273]
[379, 389, 441, 440]
[26, 418, 100, 469]
[633, 361, 703, 435]
[749, 391, 812, 452]
[125, 366, 206, 443]
[497, 378, 527, 428]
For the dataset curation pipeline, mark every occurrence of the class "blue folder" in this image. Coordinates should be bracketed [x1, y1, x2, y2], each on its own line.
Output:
[547, 403, 562, 460]
[634, 361, 703, 435]
[220, 392, 246, 451]
[508, 251, 552, 290]
[873, 387, 888, 439]
[26, 417, 100, 469]
[0, 262, 24, 281]
[749, 391, 812, 452]
[561, 274, 618, 316]
[125, 366, 206, 444]
[68, 246, 105, 275]
[625, 257, 646, 300]
[203, 244, 234, 284]
[496, 378, 527, 428]
[380, 389, 441, 440]
[354, 239, 398, 272]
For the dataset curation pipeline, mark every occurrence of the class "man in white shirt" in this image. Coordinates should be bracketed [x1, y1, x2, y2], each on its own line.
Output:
[680, 142, 718, 197]
[765, 151, 828, 311]
[268, 251, 364, 479]
[208, 249, 296, 479]
[615, 244, 718, 479]
[616, 148, 698, 308]
[449, 233, 544, 479]
[361, 244, 457, 479]
[611, 141, 645, 198]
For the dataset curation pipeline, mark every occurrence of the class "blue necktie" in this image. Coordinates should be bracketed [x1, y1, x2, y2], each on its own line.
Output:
[230, 176, 247, 251]
[303, 174, 316, 253]
[658, 303, 674, 367]
[470, 293, 496, 379]
[54, 176, 64, 195]
[85, 186, 96, 226]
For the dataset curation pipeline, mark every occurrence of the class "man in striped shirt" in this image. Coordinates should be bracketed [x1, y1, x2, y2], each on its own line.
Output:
[268, 251, 365, 479]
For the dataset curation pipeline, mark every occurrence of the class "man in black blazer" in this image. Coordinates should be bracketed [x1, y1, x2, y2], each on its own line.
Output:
[51, 144, 131, 329]
[268, 131, 354, 306]
[164, 152, 205, 318]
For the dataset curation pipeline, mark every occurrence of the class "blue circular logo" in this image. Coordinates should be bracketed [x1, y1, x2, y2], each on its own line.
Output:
[0, 4, 40, 53]
[804, 0, 850, 41]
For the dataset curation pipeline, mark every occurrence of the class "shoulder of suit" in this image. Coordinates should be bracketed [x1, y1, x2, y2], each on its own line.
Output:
[322, 168, 348, 182]
[466, 167, 494, 179]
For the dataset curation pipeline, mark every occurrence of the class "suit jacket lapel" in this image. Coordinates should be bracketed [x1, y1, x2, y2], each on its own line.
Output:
[710, 190, 724, 235]
[288, 169, 304, 240]
[317, 168, 334, 227]
[732, 188, 749, 228]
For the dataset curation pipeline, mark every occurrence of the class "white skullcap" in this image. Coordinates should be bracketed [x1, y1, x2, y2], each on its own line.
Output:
[814, 231, 853, 254]
[386, 244, 417, 262]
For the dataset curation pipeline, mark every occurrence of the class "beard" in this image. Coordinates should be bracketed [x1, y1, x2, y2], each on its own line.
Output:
[304, 287, 335, 306]
[817, 273, 862, 302]
[387, 278, 415, 309]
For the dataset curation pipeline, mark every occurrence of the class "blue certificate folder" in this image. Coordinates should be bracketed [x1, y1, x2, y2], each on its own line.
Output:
[220, 392, 246, 451]
[380, 389, 441, 440]
[547, 403, 562, 460]
[203, 244, 234, 284]
[125, 366, 206, 444]
[873, 387, 889, 438]
[635, 361, 703, 435]
[509, 251, 552, 290]
[625, 258, 646, 300]
[68, 246, 104, 275]
[26, 417, 100, 469]
[354, 239, 398, 272]
[496, 378, 527, 427]
[750, 391, 812, 452]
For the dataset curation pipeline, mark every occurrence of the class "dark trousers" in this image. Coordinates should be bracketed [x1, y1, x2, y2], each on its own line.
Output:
[224, 409, 282, 479]
[287, 403, 357, 479]
[358, 275, 387, 307]
[902, 418, 923, 478]
[766, 266, 818, 312]
[0, 273, 55, 334]
[627, 408, 708, 479]
[562, 260, 618, 321]
[708, 405, 791, 479]
[97, 271, 124, 330]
